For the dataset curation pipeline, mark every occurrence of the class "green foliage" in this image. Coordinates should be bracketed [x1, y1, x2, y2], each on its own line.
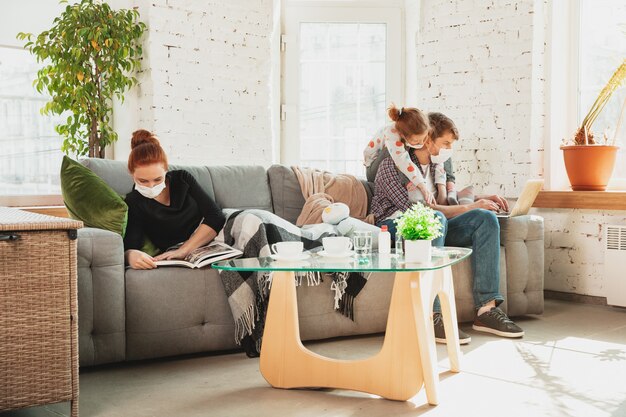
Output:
[394, 204, 444, 241]
[17, 0, 146, 158]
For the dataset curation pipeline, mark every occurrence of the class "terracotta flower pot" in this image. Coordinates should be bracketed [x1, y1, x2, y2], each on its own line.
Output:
[561, 145, 619, 191]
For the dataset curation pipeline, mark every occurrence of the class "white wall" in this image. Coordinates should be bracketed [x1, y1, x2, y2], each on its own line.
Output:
[413, 0, 626, 300]
[415, 0, 545, 197]
[1, 1, 66, 47]
[112, 0, 277, 167]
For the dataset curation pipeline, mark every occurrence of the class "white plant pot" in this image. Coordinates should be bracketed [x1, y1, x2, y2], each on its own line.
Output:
[404, 239, 432, 263]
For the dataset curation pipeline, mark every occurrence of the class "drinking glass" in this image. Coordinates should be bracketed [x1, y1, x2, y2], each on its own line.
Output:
[353, 230, 373, 255]
[394, 235, 404, 256]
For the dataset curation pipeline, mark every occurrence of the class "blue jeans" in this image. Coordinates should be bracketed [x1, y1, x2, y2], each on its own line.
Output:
[432, 209, 504, 313]
[378, 210, 503, 313]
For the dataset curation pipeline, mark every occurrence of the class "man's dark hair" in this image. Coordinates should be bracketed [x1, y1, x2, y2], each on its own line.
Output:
[428, 112, 459, 140]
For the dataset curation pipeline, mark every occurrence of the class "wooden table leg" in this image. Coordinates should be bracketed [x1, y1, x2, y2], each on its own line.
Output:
[410, 270, 441, 405]
[258, 268, 461, 403]
[438, 266, 461, 372]
[259, 270, 428, 401]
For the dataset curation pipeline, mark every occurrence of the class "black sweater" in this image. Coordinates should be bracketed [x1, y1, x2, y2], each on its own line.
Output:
[123, 170, 226, 252]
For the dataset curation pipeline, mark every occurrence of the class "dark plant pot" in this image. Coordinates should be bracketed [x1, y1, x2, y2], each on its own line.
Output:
[561, 145, 619, 191]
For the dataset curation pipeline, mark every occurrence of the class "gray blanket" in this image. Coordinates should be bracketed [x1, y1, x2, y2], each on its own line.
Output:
[219, 209, 368, 356]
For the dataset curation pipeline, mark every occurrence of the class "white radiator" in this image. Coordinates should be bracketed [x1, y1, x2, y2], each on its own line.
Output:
[605, 225, 626, 307]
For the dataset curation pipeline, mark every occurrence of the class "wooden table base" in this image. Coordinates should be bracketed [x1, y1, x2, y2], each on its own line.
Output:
[259, 267, 461, 403]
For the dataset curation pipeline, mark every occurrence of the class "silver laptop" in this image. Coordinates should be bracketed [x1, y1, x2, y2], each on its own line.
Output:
[496, 179, 544, 218]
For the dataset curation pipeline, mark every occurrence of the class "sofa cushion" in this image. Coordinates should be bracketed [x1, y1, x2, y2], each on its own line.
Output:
[80, 158, 216, 200]
[77, 227, 126, 366]
[169, 164, 215, 200]
[267, 165, 306, 224]
[81, 158, 134, 196]
[207, 165, 273, 211]
[125, 267, 239, 360]
[61, 156, 128, 236]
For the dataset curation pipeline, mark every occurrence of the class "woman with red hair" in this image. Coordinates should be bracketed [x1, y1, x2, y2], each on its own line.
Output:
[123, 129, 225, 269]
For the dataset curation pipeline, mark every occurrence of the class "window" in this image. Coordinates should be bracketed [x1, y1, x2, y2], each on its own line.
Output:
[579, 0, 626, 184]
[282, 4, 402, 177]
[0, 46, 65, 205]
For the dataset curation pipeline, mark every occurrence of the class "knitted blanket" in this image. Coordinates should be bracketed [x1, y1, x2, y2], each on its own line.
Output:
[219, 209, 368, 356]
[292, 166, 375, 226]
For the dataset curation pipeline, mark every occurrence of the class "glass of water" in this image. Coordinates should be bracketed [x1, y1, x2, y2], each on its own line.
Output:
[394, 235, 404, 256]
[353, 230, 373, 256]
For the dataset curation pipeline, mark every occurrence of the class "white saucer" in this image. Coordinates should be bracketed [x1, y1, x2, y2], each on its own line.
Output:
[318, 250, 355, 258]
[270, 253, 310, 261]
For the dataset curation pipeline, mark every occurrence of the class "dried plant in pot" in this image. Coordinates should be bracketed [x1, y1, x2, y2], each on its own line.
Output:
[561, 59, 626, 191]
[394, 204, 443, 263]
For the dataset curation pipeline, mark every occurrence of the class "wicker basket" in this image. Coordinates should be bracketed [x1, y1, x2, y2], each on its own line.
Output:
[0, 207, 82, 417]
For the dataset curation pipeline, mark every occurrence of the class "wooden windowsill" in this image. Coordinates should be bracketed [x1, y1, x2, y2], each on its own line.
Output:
[0, 195, 64, 207]
[533, 191, 626, 210]
[17, 206, 69, 218]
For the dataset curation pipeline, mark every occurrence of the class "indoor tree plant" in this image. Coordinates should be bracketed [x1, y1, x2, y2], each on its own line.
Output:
[561, 59, 626, 191]
[17, 0, 146, 158]
[394, 204, 443, 263]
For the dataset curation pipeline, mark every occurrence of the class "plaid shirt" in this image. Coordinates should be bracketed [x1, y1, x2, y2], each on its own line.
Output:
[371, 152, 437, 223]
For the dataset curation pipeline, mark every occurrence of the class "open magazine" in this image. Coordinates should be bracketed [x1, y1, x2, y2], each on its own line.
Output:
[156, 241, 242, 269]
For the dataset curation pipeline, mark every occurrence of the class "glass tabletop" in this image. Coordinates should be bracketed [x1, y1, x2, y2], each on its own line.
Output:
[212, 247, 472, 273]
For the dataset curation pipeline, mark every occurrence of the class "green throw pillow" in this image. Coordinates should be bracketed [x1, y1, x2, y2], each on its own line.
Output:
[60, 156, 128, 236]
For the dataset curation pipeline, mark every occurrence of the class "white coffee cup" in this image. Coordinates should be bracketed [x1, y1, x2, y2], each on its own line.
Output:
[271, 241, 304, 258]
[322, 236, 353, 254]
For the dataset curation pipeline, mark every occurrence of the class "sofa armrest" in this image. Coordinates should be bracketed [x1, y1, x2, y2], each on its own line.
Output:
[498, 215, 545, 316]
[77, 227, 126, 366]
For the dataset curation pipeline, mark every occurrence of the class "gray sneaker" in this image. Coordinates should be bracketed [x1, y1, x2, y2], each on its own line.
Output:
[433, 312, 471, 345]
[472, 307, 524, 338]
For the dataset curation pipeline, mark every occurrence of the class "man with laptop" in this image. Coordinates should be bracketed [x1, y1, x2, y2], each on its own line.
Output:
[371, 112, 543, 345]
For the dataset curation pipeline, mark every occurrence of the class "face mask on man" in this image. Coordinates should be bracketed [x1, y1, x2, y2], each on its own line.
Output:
[429, 145, 454, 164]
[135, 181, 166, 199]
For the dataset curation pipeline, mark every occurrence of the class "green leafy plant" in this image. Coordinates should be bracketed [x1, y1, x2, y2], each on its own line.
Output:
[17, 0, 146, 158]
[394, 204, 444, 241]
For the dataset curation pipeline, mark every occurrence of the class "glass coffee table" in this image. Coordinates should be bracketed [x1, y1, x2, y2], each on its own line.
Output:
[213, 247, 472, 404]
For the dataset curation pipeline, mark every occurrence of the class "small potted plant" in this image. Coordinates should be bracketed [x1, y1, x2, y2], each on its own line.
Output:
[394, 204, 444, 263]
[561, 59, 626, 191]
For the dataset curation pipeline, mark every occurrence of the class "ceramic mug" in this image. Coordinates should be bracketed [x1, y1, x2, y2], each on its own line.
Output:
[271, 241, 304, 258]
[322, 236, 353, 254]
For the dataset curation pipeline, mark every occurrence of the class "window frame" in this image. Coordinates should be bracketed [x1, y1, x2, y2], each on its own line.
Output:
[545, 0, 626, 191]
[280, 2, 404, 172]
[0, 44, 65, 207]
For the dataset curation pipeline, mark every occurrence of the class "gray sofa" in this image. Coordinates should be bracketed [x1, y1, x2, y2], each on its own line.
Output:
[77, 158, 544, 367]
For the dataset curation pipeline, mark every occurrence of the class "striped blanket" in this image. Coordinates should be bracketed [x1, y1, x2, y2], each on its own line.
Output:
[219, 209, 368, 357]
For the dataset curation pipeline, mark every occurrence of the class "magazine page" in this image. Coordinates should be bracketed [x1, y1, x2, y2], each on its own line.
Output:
[154, 259, 195, 268]
[154, 241, 241, 268]
[185, 242, 235, 264]
[195, 249, 242, 268]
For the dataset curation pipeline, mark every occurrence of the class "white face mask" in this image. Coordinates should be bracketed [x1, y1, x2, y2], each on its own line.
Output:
[135, 181, 166, 199]
[405, 142, 424, 149]
[430, 148, 454, 164]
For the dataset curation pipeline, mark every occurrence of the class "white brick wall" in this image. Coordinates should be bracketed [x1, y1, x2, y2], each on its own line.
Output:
[415, 0, 543, 196]
[113, 0, 276, 167]
[536, 209, 626, 296]
[414, 0, 625, 300]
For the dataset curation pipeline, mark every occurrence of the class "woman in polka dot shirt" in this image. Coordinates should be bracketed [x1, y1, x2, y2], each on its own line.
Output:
[363, 105, 447, 205]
